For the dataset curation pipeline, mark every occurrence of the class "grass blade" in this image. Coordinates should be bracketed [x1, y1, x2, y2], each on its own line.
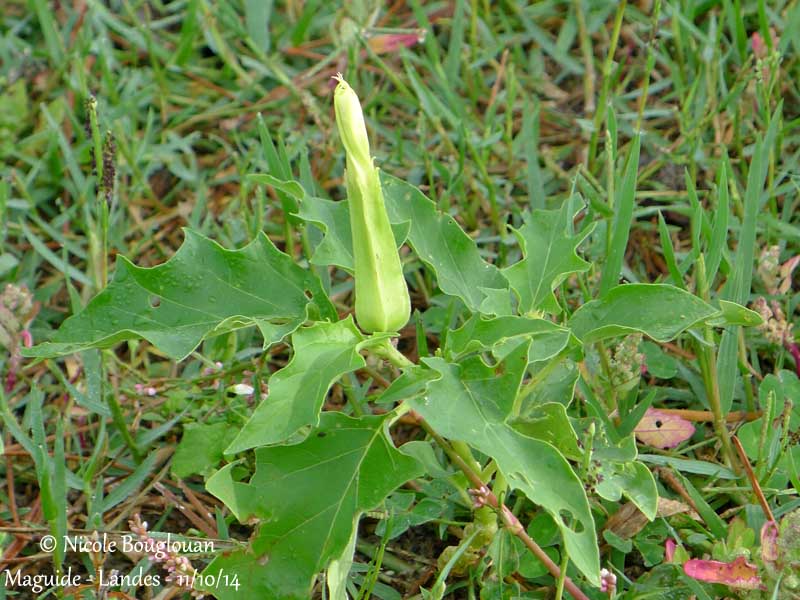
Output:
[599, 133, 640, 296]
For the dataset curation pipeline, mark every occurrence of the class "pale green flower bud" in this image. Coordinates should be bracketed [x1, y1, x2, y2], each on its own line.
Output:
[333, 74, 410, 333]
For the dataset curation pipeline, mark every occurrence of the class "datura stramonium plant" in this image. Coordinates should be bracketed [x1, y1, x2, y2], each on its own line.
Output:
[333, 73, 411, 333]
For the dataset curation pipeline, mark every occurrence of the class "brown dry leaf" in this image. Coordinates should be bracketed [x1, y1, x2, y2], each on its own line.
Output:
[604, 498, 698, 541]
[656, 497, 699, 520]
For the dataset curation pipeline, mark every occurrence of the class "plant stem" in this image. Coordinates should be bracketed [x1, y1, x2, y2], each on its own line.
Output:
[635, 0, 661, 132]
[86, 96, 109, 291]
[596, 342, 617, 411]
[106, 381, 143, 463]
[369, 338, 415, 370]
[451, 440, 482, 473]
[574, 0, 595, 116]
[413, 412, 591, 600]
[555, 547, 570, 600]
[694, 256, 738, 472]
[368, 328, 589, 597]
[738, 329, 756, 413]
[515, 354, 564, 414]
[701, 331, 736, 471]
[369, 340, 493, 487]
[587, 0, 627, 170]
[493, 469, 508, 505]
[731, 435, 774, 522]
[342, 373, 364, 417]
[355, 539, 414, 574]
[651, 408, 761, 422]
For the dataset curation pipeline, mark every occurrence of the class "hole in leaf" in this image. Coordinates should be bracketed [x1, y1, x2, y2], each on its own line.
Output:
[655, 420, 663, 428]
[149, 295, 161, 308]
[559, 509, 585, 534]
[317, 432, 327, 438]
[304, 289, 313, 300]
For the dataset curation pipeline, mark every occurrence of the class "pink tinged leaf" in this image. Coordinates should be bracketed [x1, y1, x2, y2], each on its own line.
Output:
[665, 538, 676, 562]
[779, 255, 800, 294]
[683, 556, 762, 590]
[761, 520, 779, 563]
[366, 31, 425, 54]
[787, 342, 800, 379]
[4, 371, 15, 393]
[634, 409, 695, 449]
[752, 32, 768, 59]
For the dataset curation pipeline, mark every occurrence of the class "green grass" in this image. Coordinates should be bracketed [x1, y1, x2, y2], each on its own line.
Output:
[1, 1, 799, 599]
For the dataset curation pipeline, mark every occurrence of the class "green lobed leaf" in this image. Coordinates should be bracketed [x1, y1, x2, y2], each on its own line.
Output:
[172, 422, 237, 478]
[592, 430, 637, 462]
[444, 314, 572, 365]
[524, 359, 580, 408]
[574, 433, 658, 520]
[226, 318, 365, 454]
[641, 342, 679, 379]
[477, 287, 515, 316]
[24, 230, 336, 360]
[327, 526, 358, 600]
[381, 172, 509, 313]
[511, 403, 582, 461]
[594, 436, 658, 520]
[375, 493, 448, 540]
[251, 173, 410, 272]
[502, 200, 594, 314]
[596, 461, 657, 519]
[409, 344, 600, 585]
[376, 365, 439, 405]
[569, 284, 718, 343]
[248, 173, 305, 200]
[270, 172, 508, 313]
[202, 412, 423, 600]
[707, 300, 762, 327]
[295, 195, 354, 270]
[293, 193, 410, 272]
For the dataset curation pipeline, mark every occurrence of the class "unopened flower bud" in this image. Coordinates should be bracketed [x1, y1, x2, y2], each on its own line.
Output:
[332, 74, 410, 333]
